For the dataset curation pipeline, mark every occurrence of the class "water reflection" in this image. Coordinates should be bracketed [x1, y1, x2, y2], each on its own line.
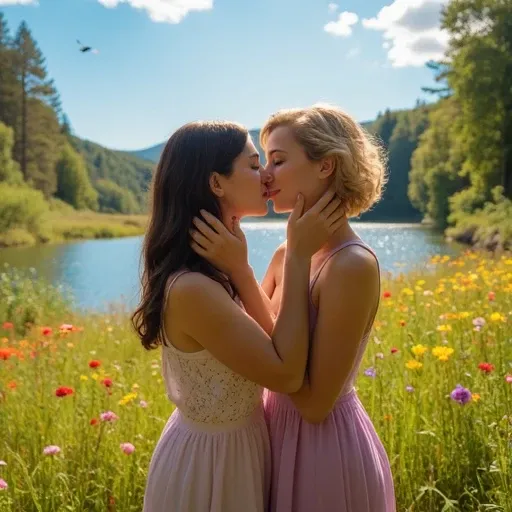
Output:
[0, 223, 458, 311]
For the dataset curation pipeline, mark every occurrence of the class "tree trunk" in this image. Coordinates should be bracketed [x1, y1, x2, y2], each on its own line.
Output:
[503, 106, 512, 199]
[21, 66, 27, 179]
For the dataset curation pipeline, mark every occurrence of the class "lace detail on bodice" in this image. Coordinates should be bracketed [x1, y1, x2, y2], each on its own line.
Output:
[159, 270, 263, 424]
[161, 346, 263, 424]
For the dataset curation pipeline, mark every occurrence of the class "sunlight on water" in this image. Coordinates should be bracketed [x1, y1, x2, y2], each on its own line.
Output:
[0, 223, 459, 311]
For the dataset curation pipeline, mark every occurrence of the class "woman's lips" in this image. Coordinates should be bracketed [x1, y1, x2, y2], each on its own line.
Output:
[265, 189, 280, 199]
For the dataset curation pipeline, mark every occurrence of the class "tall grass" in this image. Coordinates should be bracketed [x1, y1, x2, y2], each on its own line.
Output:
[0, 252, 511, 511]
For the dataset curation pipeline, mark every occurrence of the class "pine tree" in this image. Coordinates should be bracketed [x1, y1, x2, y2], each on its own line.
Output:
[12, 21, 60, 181]
[0, 13, 17, 130]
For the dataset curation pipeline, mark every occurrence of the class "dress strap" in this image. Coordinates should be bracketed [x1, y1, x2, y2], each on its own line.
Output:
[160, 270, 190, 348]
[309, 239, 381, 338]
[310, 240, 379, 290]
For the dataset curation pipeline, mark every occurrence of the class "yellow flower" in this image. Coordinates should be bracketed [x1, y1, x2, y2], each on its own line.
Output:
[119, 392, 138, 406]
[472, 393, 481, 402]
[401, 288, 414, 296]
[80, 375, 89, 381]
[67, 342, 74, 348]
[406, 360, 423, 370]
[132, 383, 140, 390]
[436, 324, 452, 332]
[416, 280, 426, 287]
[432, 346, 454, 361]
[411, 344, 428, 357]
[383, 414, 393, 421]
[91, 373, 99, 381]
[489, 312, 506, 323]
[458, 311, 470, 319]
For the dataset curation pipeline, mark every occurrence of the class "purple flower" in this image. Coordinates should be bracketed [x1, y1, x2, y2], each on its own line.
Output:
[450, 384, 472, 405]
[364, 367, 376, 378]
[472, 317, 486, 331]
[406, 385, 414, 393]
[100, 411, 119, 422]
[43, 445, 61, 456]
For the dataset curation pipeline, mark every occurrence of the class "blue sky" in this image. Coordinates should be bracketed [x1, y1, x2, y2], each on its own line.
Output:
[1, 0, 448, 150]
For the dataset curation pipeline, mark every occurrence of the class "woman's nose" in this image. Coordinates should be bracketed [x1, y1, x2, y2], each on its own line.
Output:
[260, 165, 273, 184]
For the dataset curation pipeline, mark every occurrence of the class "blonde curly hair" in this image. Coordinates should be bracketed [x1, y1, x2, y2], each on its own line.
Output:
[260, 104, 387, 218]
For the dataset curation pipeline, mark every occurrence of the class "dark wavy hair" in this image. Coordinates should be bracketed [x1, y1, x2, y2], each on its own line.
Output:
[132, 121, 249, 350]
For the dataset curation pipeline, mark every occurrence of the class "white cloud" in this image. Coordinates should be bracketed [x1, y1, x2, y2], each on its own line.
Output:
[328, 3, 338, 13]
[324, 11, 359, 37]
[0, 0, 37, 4]
[97, 0, 213, 24]
[362, 0, 449, 67]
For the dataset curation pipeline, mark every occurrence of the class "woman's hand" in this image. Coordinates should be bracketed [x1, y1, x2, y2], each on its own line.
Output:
[190, 211, 250, 279]
[287, 189, 345, 259]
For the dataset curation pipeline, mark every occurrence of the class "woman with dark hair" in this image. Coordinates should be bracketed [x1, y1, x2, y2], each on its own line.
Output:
[132, 120, 344, 512]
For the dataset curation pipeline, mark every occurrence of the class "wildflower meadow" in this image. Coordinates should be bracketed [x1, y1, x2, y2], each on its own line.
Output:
[1, 251, 511, 511]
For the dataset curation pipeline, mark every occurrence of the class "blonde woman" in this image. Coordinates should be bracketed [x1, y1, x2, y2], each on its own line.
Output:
[192, 105, 396, 511]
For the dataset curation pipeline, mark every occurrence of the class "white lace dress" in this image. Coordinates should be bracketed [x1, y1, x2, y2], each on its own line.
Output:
[143, 272, 270, 512]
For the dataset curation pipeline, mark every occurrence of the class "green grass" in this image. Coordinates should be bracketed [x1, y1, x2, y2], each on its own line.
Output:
[0, 253, 512, 511]
[0, 211, 147, 248]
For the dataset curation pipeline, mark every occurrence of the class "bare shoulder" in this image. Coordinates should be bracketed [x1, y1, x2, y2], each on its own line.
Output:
[324, 245, 379, 285]
[267, 241, 287, 272]
[168, 271, 229, 307]
[273, 241, 287, 261]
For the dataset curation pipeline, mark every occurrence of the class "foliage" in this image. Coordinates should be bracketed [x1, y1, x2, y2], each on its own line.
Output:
[55, 143, 98, 210]
[0, 253, 511, 510]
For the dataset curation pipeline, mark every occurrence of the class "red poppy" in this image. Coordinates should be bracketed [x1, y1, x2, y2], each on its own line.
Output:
[101, 378, 113, 388]
[478, 362, 495, 374]
[7, 380, 17, 389]
[55, 386, 74, 397]
[89, 360, 101, 369]
[383, 291, 392, 299]
[41, 327, 52, 336]
[488, 291, 495, 301]
[391, 347, 399, 354]
[90, 418, 98, 426]
[2, 322, 13, 330]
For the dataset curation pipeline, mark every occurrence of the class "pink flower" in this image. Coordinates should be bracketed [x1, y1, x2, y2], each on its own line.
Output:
[0, 478, 7, 490]
[120, 442, 135, 455]
[100, 411, 119, 422]
[505, 375, 512, 384]
[43, 445, 61, 456]
[139, 400, 148, 408]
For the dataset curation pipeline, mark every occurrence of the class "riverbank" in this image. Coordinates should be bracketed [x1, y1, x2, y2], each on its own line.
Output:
[1, 253, 511, 511]
[0, 211, 148, 248]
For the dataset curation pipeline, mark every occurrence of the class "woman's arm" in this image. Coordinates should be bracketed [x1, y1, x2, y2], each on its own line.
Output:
[289, 247, 379, 423]
[183, 190, 344, 393]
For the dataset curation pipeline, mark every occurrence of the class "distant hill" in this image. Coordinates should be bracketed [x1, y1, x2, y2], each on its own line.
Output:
[128, 129, 263, 164]
[126, 108, 430, 222]
[71, 136, 155, 213]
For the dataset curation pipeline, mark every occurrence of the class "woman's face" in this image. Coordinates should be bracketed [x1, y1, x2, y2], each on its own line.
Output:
[215, 135, 269, 218]
[263, 126, 328, 213]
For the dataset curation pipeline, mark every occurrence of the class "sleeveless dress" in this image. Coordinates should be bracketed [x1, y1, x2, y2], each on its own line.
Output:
[264, 240, 396, 512]
[143, 271, 271, 512]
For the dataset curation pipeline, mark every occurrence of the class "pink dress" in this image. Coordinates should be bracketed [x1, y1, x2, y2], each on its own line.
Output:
[264, 241, 396, 512]
[143, 271, 270, 512]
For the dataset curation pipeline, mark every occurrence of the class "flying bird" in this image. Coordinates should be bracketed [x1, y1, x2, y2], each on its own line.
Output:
[77, 40, 99, 54]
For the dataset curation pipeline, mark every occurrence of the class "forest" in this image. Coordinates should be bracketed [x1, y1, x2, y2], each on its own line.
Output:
[1, 0, 511, 248]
